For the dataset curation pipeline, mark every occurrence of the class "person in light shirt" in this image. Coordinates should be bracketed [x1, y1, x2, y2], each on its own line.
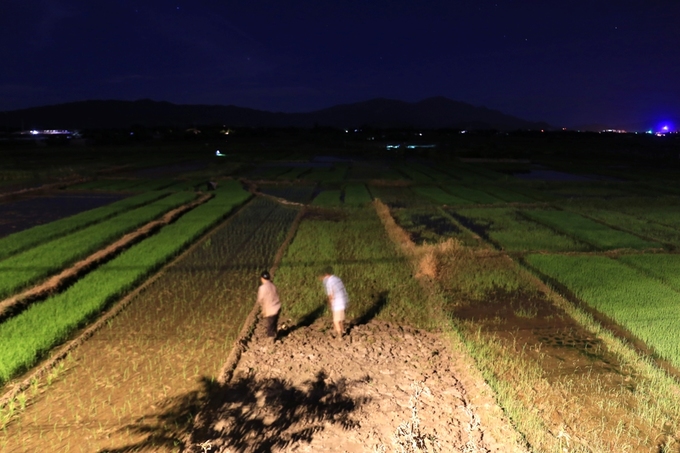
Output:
[319, 266, 349, 338]
[257, 270, 280, 343]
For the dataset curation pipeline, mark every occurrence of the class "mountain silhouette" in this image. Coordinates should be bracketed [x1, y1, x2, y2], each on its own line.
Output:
[1, 97, 551, 131]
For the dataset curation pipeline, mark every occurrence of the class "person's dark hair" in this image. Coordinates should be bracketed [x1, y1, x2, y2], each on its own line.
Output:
[260, 270, 271, 280]
[319, 265, 333, 276]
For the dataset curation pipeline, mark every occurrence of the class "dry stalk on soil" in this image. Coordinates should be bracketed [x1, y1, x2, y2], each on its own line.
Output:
[374, 381, 441, 453]
[374, 199, 463, 280]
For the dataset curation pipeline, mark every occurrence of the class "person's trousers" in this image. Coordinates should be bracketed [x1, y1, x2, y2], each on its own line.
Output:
[264, 313, 279, 338]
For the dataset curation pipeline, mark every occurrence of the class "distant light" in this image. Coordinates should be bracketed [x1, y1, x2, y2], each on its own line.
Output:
[647, 130, 653, 134]
[30, 130, 39, 135]
[216, 150, 225, 157]
[663, 126, 669, 131]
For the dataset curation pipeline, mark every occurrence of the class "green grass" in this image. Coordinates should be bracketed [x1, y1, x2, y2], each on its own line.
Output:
[522, 209, 661, 250]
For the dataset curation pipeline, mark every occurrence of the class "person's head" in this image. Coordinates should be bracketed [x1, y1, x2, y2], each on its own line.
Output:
[260, 270, 271, 282]
[318, 265, 333, 280]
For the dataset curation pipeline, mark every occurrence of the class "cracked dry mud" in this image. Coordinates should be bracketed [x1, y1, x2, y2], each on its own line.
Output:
[191, 319, 528, 453]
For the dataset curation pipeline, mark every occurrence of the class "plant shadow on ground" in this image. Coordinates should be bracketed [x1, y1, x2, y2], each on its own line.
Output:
[100, 371, 367, 453]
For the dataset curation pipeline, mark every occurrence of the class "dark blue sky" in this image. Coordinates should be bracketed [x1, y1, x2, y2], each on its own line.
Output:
[1, 1, 679, 128]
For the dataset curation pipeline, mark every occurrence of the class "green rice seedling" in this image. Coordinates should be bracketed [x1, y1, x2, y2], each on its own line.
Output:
[259, 185, 316, 204]
[451, 207, 590, 252]
[618, 254, 680, 293]
[369, 186, 429, 208]
[526, 253, 680, 369]
[406, 163, 455, 182]
[248, 165, 292, 179]
[563, 206, 680, 248]
[0, 191, 168, 260]
[0, 181, 251, 385]
[434, 164, 491, 182]
[311, 190, 342, 207]
[0, 191, 197, 299]
[277, 167, 310, 181]
[522, 209, 661, 250]
[347, 164, 405, 181]
[343, 183, 372, 207]
[276, 207, 434, 329]
[303, 166, 347, 183]
[411, 186, 469, 205]
[475, 184, 538, 203]
[396, 165, 434, 183]
[441, 184, 503, 204]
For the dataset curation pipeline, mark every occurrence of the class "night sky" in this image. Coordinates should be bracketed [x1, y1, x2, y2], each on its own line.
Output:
[1, 1, 679, 128]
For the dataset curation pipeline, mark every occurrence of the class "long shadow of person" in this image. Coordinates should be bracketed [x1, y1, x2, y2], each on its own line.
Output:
[101, 371, 368, 453]
[277, 305, 326, 339]
[350, 290, 389, 329]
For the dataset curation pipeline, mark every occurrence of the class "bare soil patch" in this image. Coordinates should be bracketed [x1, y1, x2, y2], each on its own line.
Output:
[189, 318, 528, 453]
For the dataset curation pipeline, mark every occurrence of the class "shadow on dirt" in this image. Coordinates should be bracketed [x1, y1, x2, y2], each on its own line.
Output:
[101, 371, 367, 453]
[278, 305, 326, 339]
[352, 290, 389, 327]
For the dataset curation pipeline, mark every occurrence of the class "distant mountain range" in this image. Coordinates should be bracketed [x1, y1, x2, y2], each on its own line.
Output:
[1, 97, 552, 131]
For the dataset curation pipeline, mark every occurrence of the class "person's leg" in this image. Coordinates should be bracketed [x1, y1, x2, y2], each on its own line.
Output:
[332, 310, 345, 336]
[265, 314, 278, 340]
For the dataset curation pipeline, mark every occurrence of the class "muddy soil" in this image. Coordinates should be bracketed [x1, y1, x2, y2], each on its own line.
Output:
[189, 318, 528, 453]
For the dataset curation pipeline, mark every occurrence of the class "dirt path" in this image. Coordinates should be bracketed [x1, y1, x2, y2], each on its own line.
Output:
[190, 318, 528, 453]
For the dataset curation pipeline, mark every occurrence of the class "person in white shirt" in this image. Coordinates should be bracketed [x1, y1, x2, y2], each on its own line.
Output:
[319, 266, 348, 338]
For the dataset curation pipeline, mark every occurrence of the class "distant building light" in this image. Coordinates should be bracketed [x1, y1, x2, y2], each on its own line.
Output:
[386, 144, 401, 150]
[30, 130, 39, 135]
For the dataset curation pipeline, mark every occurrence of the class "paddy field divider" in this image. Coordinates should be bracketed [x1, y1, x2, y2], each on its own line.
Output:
[0, 191, 199, 301]
[0, 190, 170, 261]
[0, 181, 251, 404]
[0, 192, 212, 321]
[215, 199, 307, 385]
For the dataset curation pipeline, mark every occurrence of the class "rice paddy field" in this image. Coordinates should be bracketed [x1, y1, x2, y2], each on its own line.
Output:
[2, 140, 680, 452]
